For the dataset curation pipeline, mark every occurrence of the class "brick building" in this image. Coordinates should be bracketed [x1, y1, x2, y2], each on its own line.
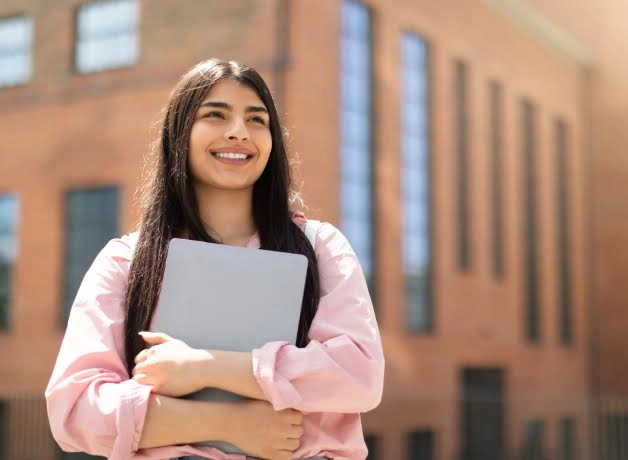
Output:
[0, 0, 627, 459]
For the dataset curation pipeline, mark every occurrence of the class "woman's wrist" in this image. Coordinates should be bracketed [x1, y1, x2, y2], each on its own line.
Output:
[200, 350, 243, 389]
[201, 400, 241, 444]
[199, 349, 219, 389]
[200, 350, 267, 400]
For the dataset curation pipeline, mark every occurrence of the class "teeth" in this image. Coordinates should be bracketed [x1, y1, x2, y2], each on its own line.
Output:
[214, 152, 249, 160]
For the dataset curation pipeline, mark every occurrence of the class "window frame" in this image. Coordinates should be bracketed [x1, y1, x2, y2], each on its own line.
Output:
[0, 193, 19, 331]
[454, 59, 471, 271]
[73, 0, 140, 75]
[401, 30, 433, 334]
[521, 99, 541, 343]
[0, 14, 34, 88]
[339, 0, 376, 302]
[61, 185, 120, 327]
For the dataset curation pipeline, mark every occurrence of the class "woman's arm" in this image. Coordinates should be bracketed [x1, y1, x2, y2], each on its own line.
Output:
[137, 223, 385, 413]
[140, 393, 303, 460]
[133, 223, 384, 414]
[236, 222, 385, 413]
[138, 394, 234, 449]
[46, 237, 252, 458]
[133, 334, 267, 401]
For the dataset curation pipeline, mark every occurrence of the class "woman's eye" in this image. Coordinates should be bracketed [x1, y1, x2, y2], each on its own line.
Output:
[204, 111, 224, 119]
[249, 116, 266, 125]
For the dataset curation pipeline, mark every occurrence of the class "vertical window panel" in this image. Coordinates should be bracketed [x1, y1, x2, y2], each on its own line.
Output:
[521, 100, 540, 342]
[521, 419, 546, 460]
[0, 16, 33, 87]
[365, 433, 379, 460]
[340, 0, 375, 294]
[556, 119, 573, 345]
[0, 194, 19, 330]
[75, 0, 139, 74]
[560, 417, 576, 460]
[602, 414, 628, 460]
[0, 401, 7, 459]
[401, 32, 432, 332]
[454, 60, 470, 270]
[63, 187, 119, 325]
[407, 430, 434, 460]
[489, 81, 504, 279]
[461, 368, 505, 460]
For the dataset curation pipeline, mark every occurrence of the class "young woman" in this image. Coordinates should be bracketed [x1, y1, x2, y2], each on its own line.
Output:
[45, 59, 384, 460]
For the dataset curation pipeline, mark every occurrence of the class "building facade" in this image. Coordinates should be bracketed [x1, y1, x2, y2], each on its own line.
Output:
[0, 0, 627, 459]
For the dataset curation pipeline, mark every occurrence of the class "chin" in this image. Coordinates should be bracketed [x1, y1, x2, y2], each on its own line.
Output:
[213, 181, 256, 191]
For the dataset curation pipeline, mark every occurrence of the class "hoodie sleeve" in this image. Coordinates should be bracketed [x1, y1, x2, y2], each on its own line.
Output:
[251, 222, 385, 413]
[45, 235, 153, 459]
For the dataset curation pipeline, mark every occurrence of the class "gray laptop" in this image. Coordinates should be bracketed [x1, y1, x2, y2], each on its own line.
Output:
[152, 238, 308, 454]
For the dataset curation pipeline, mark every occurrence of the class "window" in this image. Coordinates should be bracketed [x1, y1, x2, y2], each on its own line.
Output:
[0, 194, 18, 330]
[555, 119, 572, 344]
[520, 419, 546, 460]
[365, 433, 379, 459]
[63, 187, 119, 325]
[559, 417, 576, 460]
[0, 401, 7, 459]
[454, 60, 470, 271]
[340, 0, 375, 295]
[407, 430, 434, 460]
[75, 0, 139, 74]
[0, 16, 33, 87]
[461, 368, 505, 460]
[489, 81, 504, 279]
[521, 100, 540, 342]
[401, 32, 432, 332]
[603, 414, 628, 460]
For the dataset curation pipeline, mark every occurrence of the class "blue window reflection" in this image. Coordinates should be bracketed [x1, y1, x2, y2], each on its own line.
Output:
[401, 33, 432, 332]
[0, 16, 33, 87]
[340, 0, 373, 283]
[0, 194, 18, 329]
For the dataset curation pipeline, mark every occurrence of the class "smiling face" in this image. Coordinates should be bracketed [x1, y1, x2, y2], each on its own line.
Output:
[188, 79, 272, 195]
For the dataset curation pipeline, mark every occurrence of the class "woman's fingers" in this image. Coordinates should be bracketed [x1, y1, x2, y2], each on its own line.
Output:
[288, 424, 304, 439]
[131, 361, 147, 376]
[138, 331, 172, 345]
[134, 349, 149, 364]
[132, 373, 152, 385]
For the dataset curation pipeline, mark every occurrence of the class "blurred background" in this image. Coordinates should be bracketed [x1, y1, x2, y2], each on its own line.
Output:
[1, 0, 628, 459]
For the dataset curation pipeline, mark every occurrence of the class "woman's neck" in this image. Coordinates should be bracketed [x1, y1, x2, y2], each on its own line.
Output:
[194, 185, 256, 246]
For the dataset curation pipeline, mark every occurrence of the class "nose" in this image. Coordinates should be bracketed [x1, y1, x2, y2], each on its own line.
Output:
[224, 117, 249, 142]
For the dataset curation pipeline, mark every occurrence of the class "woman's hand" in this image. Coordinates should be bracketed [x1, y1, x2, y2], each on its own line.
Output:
[228, 399, 304, 460]
[132, 331, 211, 397]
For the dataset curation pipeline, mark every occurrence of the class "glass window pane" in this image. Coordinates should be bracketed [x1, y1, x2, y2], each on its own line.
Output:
[522, 100, 540, 342]
[560, 418, 576, 460]
[407, 430, 434, 460]
[0, 401, 7, 459]
[340, 0, 373, 293]
[0, 194, 18, 330]
[401, 32, 431, 333]
[75, 0, 139, 73]
[63, 187, 119, 326]
[0, 16, 33, 87]
[364, 433, 379, 459]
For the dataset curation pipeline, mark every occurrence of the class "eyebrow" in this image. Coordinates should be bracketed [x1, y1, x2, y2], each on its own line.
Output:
[199, 101, 268, 114]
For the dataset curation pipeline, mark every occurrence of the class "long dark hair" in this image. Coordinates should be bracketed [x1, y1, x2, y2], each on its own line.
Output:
[123, 59, 320, 375]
